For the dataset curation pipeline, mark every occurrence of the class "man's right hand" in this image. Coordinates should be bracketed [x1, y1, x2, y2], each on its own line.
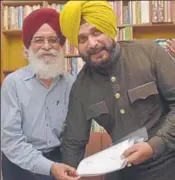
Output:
[50, 163, 80, 180]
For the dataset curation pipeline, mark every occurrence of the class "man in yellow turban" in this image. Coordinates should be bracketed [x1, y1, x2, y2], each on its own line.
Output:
[60, 1, 117, 47]
[60, 1, 175, 180]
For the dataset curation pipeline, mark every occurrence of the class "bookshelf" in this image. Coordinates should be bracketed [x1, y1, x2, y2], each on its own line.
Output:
[1, 0, 175, 83]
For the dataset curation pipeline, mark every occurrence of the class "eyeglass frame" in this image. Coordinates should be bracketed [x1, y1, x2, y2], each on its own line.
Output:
[30, 36, 61, 47]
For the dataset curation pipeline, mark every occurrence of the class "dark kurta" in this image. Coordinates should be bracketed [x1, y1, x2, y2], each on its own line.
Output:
[62, 40, 175, 180]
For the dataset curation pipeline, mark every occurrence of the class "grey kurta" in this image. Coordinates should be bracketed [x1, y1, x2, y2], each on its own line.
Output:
[62, 40, 175, 180]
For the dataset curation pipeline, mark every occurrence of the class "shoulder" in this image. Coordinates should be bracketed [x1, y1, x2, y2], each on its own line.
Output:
[2, 66, 29, 90]
[119, 40, 157, 53]
[70, 65, 91, 94]
[63, 72, 75, 82]
[62, 72, 76, 89]
[118, 40, 163, 63]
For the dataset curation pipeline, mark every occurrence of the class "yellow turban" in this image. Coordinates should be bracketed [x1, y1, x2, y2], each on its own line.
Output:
[60, 1, 117, 47]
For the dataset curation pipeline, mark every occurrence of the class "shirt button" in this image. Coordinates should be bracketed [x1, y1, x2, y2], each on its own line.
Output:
[120, 109, 125, 115]
[49, 140, 51, 143]
[46, 123, 49, 127]
[111, 76, 116, 82]
[115, 93, 120, 99]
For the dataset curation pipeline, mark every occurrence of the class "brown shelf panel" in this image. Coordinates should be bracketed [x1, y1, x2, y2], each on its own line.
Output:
[3, 23, 175, 37]
[133, 23, 175, 28]
[2, 1, 43, 6]
[2, 29, 22, 36]
[64, 54, 80, 58]
[47, 1, 68, 4]
[118, 23, 175, 29]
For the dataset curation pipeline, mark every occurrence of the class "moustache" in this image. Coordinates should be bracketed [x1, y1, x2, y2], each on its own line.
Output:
[37, 50, 59, 56]
[88, 47, 106, 55]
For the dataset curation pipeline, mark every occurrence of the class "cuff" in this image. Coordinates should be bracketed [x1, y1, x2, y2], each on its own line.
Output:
[147, 136, 167, 157]
[35, 155, 54, 176]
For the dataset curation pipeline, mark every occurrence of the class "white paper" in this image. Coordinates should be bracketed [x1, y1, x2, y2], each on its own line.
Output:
[76, 139, 135, 177]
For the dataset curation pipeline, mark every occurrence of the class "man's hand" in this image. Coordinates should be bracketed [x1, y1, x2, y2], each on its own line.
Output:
[50, 163, 80, 180]
[122, 142, 153, 166]
[166, 39, 175, 58]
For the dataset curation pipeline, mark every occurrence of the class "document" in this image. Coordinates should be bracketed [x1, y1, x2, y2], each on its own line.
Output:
[77, 127, 148, 177]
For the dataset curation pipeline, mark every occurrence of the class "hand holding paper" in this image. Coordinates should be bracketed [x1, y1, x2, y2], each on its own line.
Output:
[76, 127, 148, 177]
[123, 142, 153, 165]
[77, 139, 135, 177]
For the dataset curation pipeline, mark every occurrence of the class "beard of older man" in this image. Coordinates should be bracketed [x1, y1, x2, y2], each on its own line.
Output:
[28, 47, 65, 79]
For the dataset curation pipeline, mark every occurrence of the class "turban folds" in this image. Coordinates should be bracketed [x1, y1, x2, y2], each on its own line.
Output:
[60, 1, 117, 47]
[22, 8, 66, 49]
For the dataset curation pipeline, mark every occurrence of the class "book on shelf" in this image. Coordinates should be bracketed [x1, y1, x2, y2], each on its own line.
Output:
[109, 0, 175, 26]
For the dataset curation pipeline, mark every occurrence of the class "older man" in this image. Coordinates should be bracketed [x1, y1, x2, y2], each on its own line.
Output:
[59, 1, 175, 180]
[1, 8, 79, 180]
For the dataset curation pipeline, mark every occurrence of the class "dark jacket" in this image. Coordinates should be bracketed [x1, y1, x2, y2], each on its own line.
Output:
[62, 40, 175, 180]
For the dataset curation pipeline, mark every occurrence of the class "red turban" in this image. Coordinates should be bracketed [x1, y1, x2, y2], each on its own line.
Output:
[22, 8, 66, 49]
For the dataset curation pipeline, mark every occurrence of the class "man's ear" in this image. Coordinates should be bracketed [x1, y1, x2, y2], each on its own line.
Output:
[23, 45, 28, 59]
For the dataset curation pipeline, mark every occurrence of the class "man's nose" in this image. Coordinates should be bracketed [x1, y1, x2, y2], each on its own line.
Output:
[88, 36, 98, 49]
[42, 40, 52, 50]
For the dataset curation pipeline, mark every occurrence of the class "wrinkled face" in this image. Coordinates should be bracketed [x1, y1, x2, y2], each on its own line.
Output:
[78, 23, 115, 68]
[27, 23, 64, 79]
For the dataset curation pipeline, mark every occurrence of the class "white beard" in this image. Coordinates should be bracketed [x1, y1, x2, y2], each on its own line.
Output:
[28, 47, 65, 79]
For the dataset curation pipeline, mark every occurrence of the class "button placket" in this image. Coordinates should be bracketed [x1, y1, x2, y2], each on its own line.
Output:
[45, 95, 53, 146]
[110, 75, 126, 116]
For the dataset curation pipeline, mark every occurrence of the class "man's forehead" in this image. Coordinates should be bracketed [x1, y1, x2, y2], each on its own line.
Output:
[78, 23, 97, 35]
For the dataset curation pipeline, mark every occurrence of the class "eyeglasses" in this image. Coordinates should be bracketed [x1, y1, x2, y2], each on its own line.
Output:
[31, 36, 60, 46]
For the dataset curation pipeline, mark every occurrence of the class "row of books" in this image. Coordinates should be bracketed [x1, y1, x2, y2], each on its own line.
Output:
[2, 1, 175, 31]
[1, 4, 64, 30]
[109, 0, 175, 25]
[2, 5, 41, 30]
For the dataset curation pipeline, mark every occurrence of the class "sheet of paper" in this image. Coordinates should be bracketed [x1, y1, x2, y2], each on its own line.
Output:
[76, 139, 135, 177]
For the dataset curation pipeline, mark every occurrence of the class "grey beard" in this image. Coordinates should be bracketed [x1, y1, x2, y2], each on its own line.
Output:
[28, 49, 64, 79]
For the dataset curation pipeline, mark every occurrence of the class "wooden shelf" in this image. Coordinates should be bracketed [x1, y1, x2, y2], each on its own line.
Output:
[2, 1, 43, 6]
[64, 55, 80, 58]
[2, 29, 22, 36]
[133, 23, 175, 28]
[47, 1, 68, 5]
[118, 23, 175, 29]
[3, 22, 175, 39]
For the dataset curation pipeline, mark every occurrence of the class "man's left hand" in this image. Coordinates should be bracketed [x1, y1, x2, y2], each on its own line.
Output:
[122, 142, 153, 166]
